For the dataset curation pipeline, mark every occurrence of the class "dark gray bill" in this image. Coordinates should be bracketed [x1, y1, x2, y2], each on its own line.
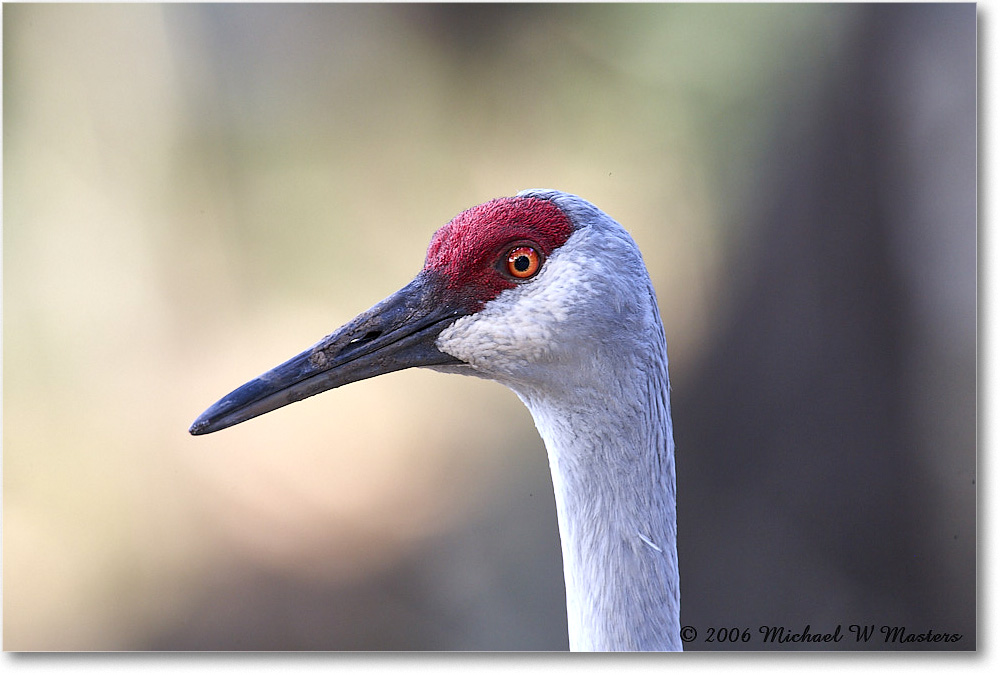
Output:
[189, 271, 466, 435]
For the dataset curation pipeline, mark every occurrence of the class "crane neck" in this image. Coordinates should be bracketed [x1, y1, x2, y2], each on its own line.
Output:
[515, 348, 681, 651]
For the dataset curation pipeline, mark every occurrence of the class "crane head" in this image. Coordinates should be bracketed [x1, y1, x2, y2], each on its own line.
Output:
[190, 189, 657, 435]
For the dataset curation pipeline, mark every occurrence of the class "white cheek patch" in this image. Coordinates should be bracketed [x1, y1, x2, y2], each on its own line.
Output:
[436, 243, 596, 378]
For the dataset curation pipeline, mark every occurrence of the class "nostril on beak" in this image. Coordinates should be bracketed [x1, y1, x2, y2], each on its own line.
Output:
[350, 330, 382, 345]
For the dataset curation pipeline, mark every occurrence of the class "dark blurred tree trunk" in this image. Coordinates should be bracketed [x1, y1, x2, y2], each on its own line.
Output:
[675, 3, 975, 650]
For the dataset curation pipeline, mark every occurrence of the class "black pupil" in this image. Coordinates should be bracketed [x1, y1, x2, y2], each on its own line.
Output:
[514, 255, 531, 272]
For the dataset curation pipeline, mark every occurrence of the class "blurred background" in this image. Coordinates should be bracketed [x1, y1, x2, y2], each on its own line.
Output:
[3, 3, 975, 651]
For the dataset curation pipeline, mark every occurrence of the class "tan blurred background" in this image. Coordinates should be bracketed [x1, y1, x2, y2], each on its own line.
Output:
[3, 3, 975, 650]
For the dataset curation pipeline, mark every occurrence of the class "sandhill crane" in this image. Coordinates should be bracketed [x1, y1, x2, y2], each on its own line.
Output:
[190, 189, 681, 651]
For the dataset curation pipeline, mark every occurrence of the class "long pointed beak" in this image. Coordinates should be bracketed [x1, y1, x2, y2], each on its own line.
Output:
[189, 271, 466, 435]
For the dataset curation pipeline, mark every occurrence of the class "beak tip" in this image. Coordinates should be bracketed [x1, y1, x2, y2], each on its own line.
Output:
[189, 419, 209, 436]
[189, 411, 221, 436]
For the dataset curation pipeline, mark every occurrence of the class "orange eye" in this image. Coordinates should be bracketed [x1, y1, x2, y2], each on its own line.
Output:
[506, 246, 541, 279]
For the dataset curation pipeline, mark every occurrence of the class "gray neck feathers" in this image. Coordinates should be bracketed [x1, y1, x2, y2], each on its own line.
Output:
[515, 315, 681, 651]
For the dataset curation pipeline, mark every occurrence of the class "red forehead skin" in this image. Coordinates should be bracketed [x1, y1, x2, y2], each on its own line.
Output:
[423, 196, 574, 310]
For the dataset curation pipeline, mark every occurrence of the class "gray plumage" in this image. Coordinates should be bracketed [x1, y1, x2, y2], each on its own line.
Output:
[437, 191, 681, 650]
